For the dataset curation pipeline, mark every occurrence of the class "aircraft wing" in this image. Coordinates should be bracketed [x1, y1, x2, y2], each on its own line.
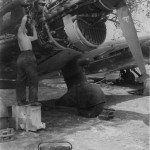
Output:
[84, 36, 150, 74]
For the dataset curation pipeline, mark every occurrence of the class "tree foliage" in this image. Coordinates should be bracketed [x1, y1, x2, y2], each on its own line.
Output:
[127, 0, 150, 16]
[108, 0, 150, 27]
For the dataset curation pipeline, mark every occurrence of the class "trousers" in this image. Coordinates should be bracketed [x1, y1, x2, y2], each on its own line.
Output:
[16, 50, 38, 104]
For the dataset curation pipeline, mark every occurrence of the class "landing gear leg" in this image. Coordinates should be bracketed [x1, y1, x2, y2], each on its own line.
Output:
[138, 74, 150, 96]
[56, 56, 106, 118]
[135, 73, 150, 96]
[143, 77, 150, 95]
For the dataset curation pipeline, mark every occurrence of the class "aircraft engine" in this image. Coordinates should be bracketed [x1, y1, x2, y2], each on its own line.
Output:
[26, 0, 141, 55]
[29, 0, 112, 52]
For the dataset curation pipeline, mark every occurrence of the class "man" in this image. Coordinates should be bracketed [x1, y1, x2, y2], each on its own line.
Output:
[16, 15, 38, 106]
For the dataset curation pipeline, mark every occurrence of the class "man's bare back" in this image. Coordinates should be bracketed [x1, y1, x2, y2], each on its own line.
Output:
[17, 29, 32, 51]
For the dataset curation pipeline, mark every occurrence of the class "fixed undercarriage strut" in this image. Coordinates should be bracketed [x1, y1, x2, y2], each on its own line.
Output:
[56, 56, 106, 118]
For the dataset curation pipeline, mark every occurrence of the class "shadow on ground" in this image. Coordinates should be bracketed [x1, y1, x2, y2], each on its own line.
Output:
[114, 109, 150, 126]
[39, 93, 149, 135]
[105, 95, 143, 105]
[106, 94, 149, 126]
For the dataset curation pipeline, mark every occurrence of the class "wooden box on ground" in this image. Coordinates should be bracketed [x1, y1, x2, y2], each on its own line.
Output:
[12, 105, 45, 131]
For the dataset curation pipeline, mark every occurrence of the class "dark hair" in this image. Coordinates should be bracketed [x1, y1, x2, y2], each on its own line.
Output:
[25, 21, 33, 36]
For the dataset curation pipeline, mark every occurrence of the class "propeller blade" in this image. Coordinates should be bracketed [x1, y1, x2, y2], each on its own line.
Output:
[116, 1, 146, 75]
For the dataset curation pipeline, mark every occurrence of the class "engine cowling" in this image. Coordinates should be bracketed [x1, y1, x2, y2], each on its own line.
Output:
[33, 0, 111, 52]
[63, 15, 106, 51]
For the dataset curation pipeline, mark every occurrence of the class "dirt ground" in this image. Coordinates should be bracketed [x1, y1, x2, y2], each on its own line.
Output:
[0, 69, 150, 150]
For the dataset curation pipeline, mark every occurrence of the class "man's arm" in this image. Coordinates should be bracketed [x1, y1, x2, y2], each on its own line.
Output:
[20, 15, 28, 33]
[29, 22, 38, 41]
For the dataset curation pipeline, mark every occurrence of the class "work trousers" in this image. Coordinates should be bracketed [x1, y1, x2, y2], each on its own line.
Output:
[16, 50, 38, 105]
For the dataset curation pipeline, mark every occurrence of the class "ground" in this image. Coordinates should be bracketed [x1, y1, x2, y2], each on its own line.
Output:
[0, 69, 150, 150]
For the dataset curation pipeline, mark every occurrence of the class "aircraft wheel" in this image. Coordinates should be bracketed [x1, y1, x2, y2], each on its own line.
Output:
[56, 82, 106, 118]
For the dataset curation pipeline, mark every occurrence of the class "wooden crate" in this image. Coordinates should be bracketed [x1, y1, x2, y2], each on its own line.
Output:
[12, 105, 45, 132]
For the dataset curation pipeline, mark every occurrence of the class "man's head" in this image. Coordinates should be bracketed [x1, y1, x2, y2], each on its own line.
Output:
[37, 0, 46, 12]
[25, 17, 33, 36]
[26, 15, 32, 25]
[38, 0, 46, 5]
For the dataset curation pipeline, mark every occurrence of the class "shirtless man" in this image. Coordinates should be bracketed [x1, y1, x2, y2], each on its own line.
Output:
[16, 15, 38, 105]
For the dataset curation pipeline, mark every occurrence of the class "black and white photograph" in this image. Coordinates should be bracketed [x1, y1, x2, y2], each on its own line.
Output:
[0, 0, 150, 150]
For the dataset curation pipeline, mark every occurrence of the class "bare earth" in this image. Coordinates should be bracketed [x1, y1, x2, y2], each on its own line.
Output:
[0, 71, 150, 150]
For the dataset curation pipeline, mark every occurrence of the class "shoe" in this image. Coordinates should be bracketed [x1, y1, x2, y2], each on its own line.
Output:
[17, 101, 30, 106]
